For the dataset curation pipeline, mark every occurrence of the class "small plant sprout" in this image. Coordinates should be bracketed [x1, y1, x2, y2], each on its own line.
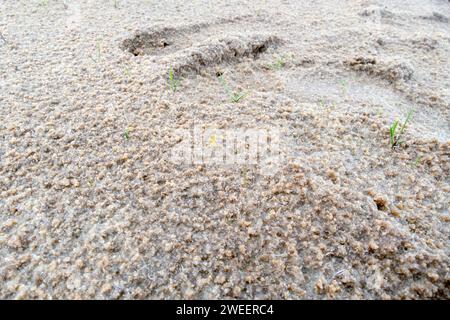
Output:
[168, 67, 180, 92]
[272, 57, 286, 70]
[124, 66, 131, 77]
[390, 109, 414, 149]
[318, 99, 325, 108]
[230, 92, 246, 103]
[218, 75, 246, 103]
[241, 167, 249, 187]
[90, 42, 102, 63]
[413, 154, 423, 166]
[123, 128, 130, 140]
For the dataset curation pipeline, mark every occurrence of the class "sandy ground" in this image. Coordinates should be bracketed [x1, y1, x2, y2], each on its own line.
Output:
[0, 0, 449, 299]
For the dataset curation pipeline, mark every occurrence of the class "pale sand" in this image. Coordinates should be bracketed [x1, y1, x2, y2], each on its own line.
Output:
[0, 0, 449, 299]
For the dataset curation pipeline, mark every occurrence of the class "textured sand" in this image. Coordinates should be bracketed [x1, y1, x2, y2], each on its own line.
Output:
[0, 0, 449, 299]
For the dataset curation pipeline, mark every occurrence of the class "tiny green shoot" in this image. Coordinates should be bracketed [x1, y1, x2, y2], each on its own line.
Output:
[218, 75, 246, 103]
[123, 129, 130, 140]
[340, 79, 348, 90]
[318, 99, 325, 108]
[168, 67, 180, 92]
[268, 55, 288, 70]
[390, 109, 414, 149]
[124, 66, 130, 77]
[413, 155, 422, 166]
[90, 42, 102, 63]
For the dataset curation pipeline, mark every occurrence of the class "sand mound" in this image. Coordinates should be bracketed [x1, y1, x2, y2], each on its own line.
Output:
[0, 0, 449, 299]
[169, 34, 281, 75]
[345, 57, 414, 82]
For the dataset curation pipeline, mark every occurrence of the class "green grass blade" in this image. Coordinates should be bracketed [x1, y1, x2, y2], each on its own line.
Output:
[390, 120, 399, 147]
[399, 109, 414, 134]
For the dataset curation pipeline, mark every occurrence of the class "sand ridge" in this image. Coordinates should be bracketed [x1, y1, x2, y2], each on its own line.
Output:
[0, 0, 449, 299]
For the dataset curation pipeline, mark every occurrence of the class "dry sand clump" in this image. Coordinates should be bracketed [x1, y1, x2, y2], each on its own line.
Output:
[0, 0, 449, 299]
